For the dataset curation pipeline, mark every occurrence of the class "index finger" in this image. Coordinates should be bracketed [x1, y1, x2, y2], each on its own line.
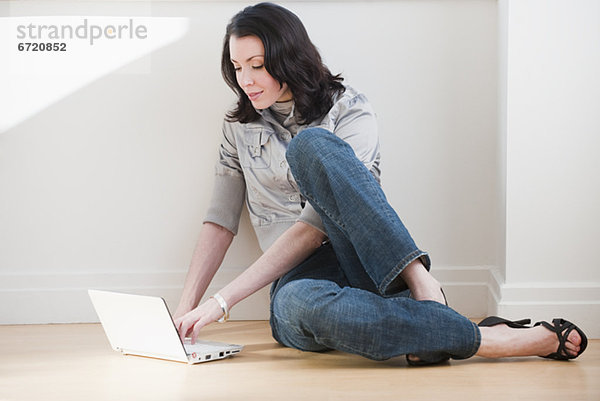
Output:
[176, 317, 192, 343]
[191, 317, 210, 344]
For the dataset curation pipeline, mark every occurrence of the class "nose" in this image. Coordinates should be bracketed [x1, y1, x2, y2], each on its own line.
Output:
[239, 68, 254, 88]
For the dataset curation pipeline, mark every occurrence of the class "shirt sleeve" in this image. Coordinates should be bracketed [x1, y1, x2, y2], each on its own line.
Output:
[202, 121, 246, 235]
[298, 202, 327, 235]
[330, 92, 381, 182]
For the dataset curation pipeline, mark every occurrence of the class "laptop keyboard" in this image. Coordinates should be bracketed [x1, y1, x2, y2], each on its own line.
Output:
[183, 339, 233, 354]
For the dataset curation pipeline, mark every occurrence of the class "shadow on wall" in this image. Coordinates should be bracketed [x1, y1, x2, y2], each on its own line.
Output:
[2, 16, 190, 133]
[0, 4, 260, 275]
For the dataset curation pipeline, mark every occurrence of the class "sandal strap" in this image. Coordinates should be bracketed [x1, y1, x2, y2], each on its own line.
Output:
[535, 318, 584, 360]
[478, 316, 531, 328]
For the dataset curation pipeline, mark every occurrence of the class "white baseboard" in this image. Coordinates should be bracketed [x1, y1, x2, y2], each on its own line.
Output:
[429, 266, 497, 318]
[0, 269, 270, 324]
[2, 267, 599, 338]
[492, 281, 600, 339]
[1, 266, 491, 325]
[433, 266, 600, 338]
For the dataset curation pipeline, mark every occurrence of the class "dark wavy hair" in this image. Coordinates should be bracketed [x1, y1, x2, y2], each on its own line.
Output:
[221, 2, 345, 124]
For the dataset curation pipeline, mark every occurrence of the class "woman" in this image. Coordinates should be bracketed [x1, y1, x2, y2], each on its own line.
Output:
[174, 2, 586, 364]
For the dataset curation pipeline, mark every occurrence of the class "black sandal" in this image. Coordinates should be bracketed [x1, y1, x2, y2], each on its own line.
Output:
[478, 316, 531, 328]
[534, 318, 588, 360]
[406, 352, 450, 367]
[478, 316, 588, 360]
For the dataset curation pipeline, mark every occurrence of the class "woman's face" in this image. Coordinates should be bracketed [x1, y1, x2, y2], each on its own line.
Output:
[229, 35, 292, 109]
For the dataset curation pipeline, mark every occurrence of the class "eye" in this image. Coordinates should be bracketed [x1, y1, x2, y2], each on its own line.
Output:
[233, 66, 241, 72]
[252, 65, 264, 70]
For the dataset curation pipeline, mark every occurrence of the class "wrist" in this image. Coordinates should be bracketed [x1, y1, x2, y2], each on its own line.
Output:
[211, 293, 229, 323]
[178, 295, 199, 312]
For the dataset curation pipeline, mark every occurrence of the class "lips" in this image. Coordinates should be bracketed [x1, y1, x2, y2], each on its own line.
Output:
[247, 91, 263, 101]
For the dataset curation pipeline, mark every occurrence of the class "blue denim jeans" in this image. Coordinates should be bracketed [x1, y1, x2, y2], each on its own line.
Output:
[269, 127, 481, 362]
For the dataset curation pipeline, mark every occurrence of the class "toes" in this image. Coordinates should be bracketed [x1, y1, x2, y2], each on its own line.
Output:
[564, 341, 580, 355]
[563, 328, 582, 356]
[567, 328, 582, 347]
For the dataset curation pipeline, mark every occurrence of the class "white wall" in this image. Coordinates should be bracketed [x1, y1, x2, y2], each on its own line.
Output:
[304, 1, 499, 270]
[495, 0, 600, 336]
[2, 0, 498, 324]
[505, 0, 600, 283]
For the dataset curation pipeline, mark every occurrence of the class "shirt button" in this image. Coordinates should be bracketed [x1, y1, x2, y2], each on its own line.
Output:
[280, 160, 287, 168]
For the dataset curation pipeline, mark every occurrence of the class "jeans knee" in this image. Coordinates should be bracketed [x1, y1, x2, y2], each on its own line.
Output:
[286, 127, 335, 174]
[271, 279, 340, 327]
[287, 127, 332, 157]
[271, 279, 311, 324]
[271, 279, 333, 352]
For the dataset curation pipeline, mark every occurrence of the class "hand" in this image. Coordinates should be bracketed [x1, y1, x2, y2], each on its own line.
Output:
[173, 297, 225, 344]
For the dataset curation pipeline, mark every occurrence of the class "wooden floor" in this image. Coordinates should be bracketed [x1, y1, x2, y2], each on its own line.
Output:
[1, 321, 598, 401]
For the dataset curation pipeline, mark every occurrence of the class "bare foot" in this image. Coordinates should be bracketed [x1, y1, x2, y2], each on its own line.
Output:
[476, 323, 583, 359]
[400, 259, 446, 305]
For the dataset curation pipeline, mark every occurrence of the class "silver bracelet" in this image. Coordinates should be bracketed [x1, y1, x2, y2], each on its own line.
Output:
[211, 293, 229, 323]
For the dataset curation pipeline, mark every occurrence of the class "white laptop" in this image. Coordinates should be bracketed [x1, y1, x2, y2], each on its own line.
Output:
[88, 289, 243, 364]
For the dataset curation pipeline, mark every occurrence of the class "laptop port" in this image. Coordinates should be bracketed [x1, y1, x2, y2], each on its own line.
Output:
[205, 355, 211, 360]
[219, 352, 224, 357]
